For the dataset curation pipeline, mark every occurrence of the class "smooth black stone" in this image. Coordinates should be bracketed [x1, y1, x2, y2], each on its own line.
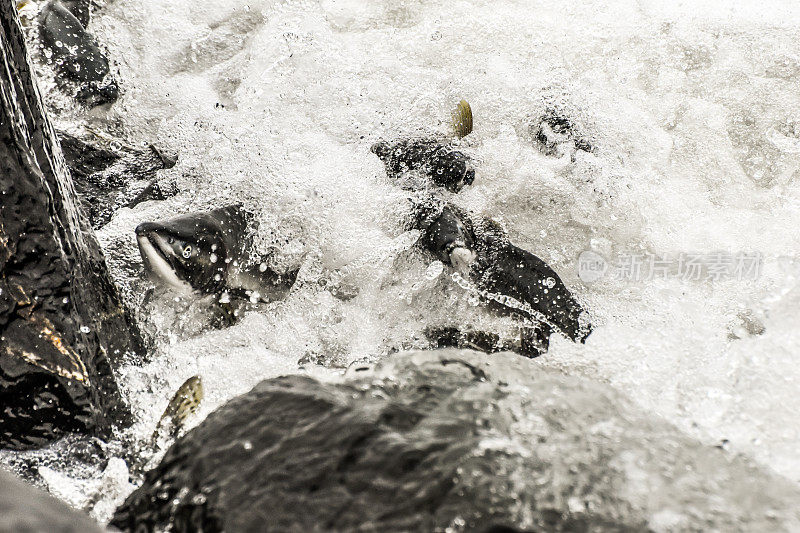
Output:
[111, 350, 800, 532]
[0, 468, 105, 533]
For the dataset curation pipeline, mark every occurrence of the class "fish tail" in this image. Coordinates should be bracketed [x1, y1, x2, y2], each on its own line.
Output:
[451, 99, 473, 138]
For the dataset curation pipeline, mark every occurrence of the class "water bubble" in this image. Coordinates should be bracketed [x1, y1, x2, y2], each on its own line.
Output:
[80, 325, 90, 333]
[210, 253, 218, 263]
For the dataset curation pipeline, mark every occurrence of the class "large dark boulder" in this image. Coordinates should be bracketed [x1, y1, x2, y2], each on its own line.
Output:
[112, 349, 800, 532]
[1, 3, 143, 449]
[0, 467, 105, 533]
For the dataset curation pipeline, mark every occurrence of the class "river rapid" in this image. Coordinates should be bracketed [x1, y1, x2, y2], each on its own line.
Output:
[6, 0, 800, 523]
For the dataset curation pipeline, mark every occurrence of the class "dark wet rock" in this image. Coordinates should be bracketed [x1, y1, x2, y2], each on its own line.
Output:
[38, 0, 118, 107]
[111, 349, 800, 532]
[1, 2, 143, 450]
[424, 324, 550, 359]
[531, 108, 594, 159]
[0, 468, 105, 533]
[372, 137, 475, 193]
[58, 131, 179, 228]
[425, 326, 505, 353]
[0, 432, 110, 491]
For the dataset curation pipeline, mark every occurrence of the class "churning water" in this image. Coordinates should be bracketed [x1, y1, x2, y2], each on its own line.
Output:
[7, 0, 800, 523]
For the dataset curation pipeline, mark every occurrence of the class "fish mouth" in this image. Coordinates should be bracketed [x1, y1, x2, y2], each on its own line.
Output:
[135, 224, 192, 292]
[136, 224, 173, 267]
[148, 234, 174, 265]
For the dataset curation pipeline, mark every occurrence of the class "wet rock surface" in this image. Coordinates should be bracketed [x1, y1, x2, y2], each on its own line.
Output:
[112, 349, 800, 532]
[1, 2, 143, 450]
[58, 131, 178, 229]
[0, 467, 105, 533]
[530, 108, 594, 160]
[371, 138, 475, 193]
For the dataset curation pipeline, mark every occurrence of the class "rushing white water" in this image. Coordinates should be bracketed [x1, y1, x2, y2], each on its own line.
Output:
[7, 0, 800, 523]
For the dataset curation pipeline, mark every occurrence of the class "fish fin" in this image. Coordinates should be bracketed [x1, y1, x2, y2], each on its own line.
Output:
[451, 99, 473, 138]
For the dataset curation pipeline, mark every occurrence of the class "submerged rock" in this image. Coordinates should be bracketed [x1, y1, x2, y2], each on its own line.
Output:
[531, 108, 594, 159]
[112, 349, 800, 532]
[58, 131, 178, 228]
[372, 138, 475, 193]
[0, 468, 104, 533]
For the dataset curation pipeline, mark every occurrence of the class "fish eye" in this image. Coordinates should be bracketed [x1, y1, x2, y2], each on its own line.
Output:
[182, 245, 192, 258]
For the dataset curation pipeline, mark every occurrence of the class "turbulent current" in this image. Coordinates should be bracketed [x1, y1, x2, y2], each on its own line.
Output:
[5, 0, 800, 524]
